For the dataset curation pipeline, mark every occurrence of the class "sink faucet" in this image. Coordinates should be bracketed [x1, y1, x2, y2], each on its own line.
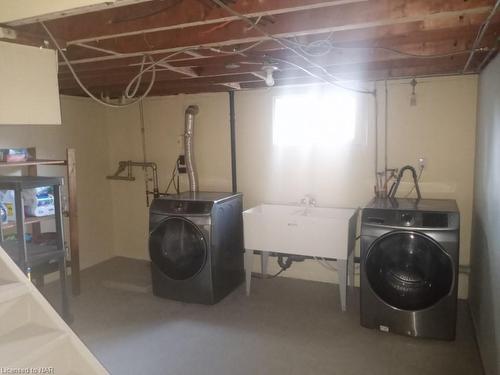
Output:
[300, 194, 316, 207]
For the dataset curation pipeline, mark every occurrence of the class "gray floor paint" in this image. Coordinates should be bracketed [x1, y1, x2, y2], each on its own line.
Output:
[43, 257, 483, 375]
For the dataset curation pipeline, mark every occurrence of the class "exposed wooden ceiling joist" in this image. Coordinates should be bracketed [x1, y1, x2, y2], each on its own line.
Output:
[21, 0, 365, 45]
[56, 18, 499, 79]
[58, 51, 487, 96]
[6, 0, 499, 97]
[4, 0, 156, 26]
[56, 0, 494, 65]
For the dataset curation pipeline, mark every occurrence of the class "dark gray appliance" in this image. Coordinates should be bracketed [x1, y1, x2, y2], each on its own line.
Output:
[360, 198, 460, 340]
[149, 192, 244, 304]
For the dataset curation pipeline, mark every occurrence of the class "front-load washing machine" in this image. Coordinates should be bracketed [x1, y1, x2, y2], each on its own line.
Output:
[360, 198, 460, 340]
[149, 192, 245, 305]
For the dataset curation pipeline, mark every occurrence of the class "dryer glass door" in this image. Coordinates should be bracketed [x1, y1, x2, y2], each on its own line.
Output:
[365, 231, 453, 311]
[149, 217, 207, 281]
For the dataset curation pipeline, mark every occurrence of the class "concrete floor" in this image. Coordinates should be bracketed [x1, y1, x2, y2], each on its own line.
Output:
[43, 257, 483, 375]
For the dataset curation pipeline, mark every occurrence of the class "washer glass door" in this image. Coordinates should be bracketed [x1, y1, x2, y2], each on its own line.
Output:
[365, 231, 453, 311]
[149, 217, 207, 280]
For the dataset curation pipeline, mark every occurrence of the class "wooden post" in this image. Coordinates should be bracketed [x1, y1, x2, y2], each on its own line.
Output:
[67, 148, 80, 295]
[27, 147, 44, 287]
[27, 147, 42, 242]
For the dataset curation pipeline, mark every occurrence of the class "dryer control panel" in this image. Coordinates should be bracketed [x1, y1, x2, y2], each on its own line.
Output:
[150, 198, 213, 215]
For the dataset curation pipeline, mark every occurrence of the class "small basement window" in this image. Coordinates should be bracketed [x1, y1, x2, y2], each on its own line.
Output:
[273, 91, 357, 147]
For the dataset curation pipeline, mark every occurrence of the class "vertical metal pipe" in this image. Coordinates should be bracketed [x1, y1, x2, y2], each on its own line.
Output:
[14, 189, 26, 270]
[374, 89, 379, 194]
[139, 101, 151, 205]
[229, 91, 237, 193]
[384, 81, 388, 175]
[184, 105, 199, 192]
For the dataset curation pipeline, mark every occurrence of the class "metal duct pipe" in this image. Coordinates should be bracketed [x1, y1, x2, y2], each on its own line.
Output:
[184, 105, 200, 192]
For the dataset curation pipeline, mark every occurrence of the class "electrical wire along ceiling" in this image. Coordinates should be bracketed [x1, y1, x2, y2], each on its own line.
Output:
[2, 0, 499, 99]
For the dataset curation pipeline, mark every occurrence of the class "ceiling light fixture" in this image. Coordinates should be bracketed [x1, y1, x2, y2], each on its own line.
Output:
[261, 64, 278, 87]
[410, 78, 418, 106]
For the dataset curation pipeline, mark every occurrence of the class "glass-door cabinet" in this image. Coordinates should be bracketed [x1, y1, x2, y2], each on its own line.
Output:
[0, 176, 70, 320]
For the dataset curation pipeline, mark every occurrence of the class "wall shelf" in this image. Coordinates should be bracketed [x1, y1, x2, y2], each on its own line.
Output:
[0, 148, 80, 295]
[0, 159, 67, 168]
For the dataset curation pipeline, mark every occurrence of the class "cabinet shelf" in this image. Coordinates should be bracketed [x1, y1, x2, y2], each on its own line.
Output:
[0, 159, 67, 168]
[1, 215, 55, 230]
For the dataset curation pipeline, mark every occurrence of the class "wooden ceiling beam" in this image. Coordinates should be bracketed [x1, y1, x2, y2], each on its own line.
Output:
[59, 0, 493, 64]
[20, 0, 365, 45]
[59, 12, 498, 70]
[4, 0, 157, 26]
[59, 54, 480, 97]
[0, 25, 66, 48]
[43, 0, 500, 96]
[55, 12, 500, 70]
[60, 83, 232, 97]
[57, 36, 497, 93]
[58, 51, 485, 92]
[57, 28, 496, 84]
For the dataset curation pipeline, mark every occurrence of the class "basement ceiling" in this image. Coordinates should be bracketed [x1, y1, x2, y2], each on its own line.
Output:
[3, 0, 500, 97]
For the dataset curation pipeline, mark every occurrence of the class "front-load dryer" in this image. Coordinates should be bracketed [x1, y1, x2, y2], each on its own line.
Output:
[149, 192, 245, 305]
[360, 198, 460, 340]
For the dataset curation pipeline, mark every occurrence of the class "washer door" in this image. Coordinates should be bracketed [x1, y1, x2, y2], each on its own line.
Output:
[149, 217, 207, 281]
[365, 231, 453, 311]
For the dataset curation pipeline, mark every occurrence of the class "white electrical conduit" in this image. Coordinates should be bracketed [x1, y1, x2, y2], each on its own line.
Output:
[41, 21, 157, 108]
[127, 55, 147, 98]
[267, 56, 374, 95]
[463, 0, 500, 73]
[43, 2, 479, 107]
[210, 0, 374, 95]
[209, 0, 482, 94]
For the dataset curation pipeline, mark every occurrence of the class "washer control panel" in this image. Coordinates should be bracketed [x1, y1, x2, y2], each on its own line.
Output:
[364, 210, 457, 229]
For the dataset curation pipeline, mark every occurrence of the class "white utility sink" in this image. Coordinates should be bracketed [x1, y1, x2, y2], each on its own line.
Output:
[243, 204, 357, 259]
[243, 203, 359, 311]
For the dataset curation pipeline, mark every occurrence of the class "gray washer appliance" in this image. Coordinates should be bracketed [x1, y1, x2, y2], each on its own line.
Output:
[149, 192, 244, 305]
[360, 198, 460, 340]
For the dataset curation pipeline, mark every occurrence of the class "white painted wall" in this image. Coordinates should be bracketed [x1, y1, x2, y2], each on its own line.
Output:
[104, 75, 477, 299]
[0, 42, 61, 125]
[0, 96, 114, 269]
[469, 54, 500, 375]
[104, 94, 231, 260]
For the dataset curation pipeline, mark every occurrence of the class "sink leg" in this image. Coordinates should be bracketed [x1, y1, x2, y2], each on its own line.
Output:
[244, 249, 253, 296]
[261, 251, 269, 278]
[337, 259, 348, 312]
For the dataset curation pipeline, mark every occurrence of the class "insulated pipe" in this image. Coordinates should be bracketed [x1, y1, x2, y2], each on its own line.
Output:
[184, 105, 200, 192]
[389, 165, 421, 200]
[229, 91, 237, 193]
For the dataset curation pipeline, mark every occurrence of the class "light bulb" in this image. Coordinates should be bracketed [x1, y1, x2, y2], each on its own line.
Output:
[265, 70, 275, 86]
[410, 92, 417, 106]
[262, 65, 278, 87]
